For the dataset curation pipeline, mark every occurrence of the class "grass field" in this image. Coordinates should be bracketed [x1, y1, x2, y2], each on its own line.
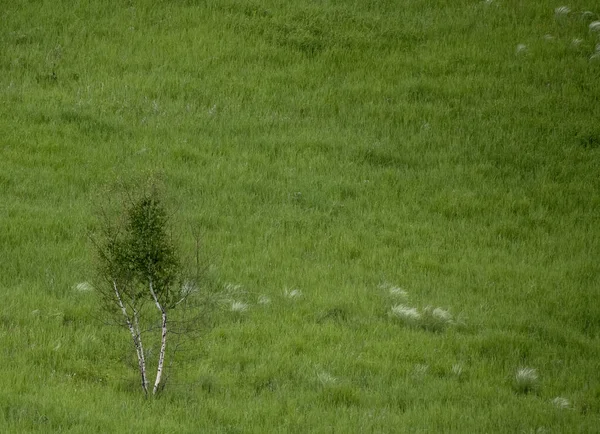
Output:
[1, 0, 600, 432]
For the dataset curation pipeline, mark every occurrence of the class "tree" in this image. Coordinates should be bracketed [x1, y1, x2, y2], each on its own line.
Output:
[92, 184, 187, 397]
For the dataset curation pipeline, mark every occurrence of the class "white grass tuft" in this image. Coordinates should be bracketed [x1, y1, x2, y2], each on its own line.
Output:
[391, 304, 421, 325]
[223, 282, 243, 292]
[74, 282, 93, 292]
[554, 6, 570, 18]
[432, 307, 452, 322]
[451, 364, 464, 378]
[317, 371, 337, 385]
[514, 367, 539, 393]
[257, 295, 271, 305]
[388, 286, 408, 298]
[421, 306, 454, 332]
[589, 21, 600, 32]
[551, 397, 571, 410]
[516, 367, 538, 381]
[379, 283, 409, 298]
[230, 301, 248, 313]
[515, 44, 528, 55]
[571, 38, 583, 48]
[581, 11, 594, 20]
[412, 364, 429, 379]
[390, 298, 459, 332]
[284, 288, 303, 300]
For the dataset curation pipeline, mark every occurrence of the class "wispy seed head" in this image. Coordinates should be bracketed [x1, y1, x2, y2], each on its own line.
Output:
[581, 11, 594, 20]
[224, 282, 242, 292]
[230, 301, 248, 313]
[514, 367, 539, 393]
[554, 6, 570, 17]
[412, 364, 429, 378]
[451, 364, 464, 377]
[258, 295, 271, 305]
[284, 288, 303, 299]
[516, 44, 528, 54]
[516, 367, 538, 381]
[391, 304, 421, 323]
[552, 397, 571, 409]
[432, 307, 453, 322]
[74, 282, 93, 292]
[317, 371, 337, 385]
[389, 286, 408, 298]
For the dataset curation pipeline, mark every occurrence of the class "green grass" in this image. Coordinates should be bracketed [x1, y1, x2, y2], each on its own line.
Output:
[1, 0, 600, 431]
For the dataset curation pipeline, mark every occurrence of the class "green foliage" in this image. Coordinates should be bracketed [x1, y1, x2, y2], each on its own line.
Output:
[101, 186, 180, 307]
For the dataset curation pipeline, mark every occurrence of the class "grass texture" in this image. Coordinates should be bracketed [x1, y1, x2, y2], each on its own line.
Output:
[1, 0, 600, 432]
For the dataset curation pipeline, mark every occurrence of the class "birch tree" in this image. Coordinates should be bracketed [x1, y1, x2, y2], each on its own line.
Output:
[93, 185, 184, 397]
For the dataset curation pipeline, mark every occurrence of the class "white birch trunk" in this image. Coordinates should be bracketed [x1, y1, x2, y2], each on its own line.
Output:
[132, 308, 147, 392]
[148, 280, 167, 395]
[113, 280, 148, 396]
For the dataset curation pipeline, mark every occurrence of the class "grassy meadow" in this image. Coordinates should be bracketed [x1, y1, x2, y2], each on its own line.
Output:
[1, 0, 600, 431]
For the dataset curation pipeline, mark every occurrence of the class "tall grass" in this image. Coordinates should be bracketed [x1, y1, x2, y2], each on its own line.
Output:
[1, 0, 599, 431]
